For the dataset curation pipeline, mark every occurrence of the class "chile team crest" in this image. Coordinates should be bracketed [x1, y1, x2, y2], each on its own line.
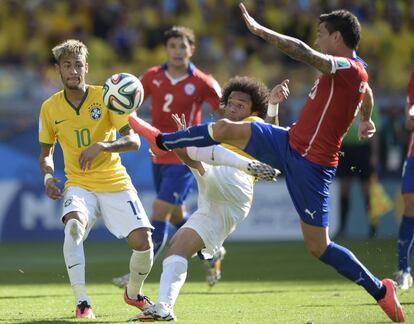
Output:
[184, 83, 196, 95]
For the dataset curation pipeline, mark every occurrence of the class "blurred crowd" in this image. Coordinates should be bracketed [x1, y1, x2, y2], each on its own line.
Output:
[1, 0, 414, 88]
[0, 0, 413, 176]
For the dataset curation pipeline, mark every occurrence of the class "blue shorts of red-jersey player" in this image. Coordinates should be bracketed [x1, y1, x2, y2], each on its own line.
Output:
[402, 156, 414, 194]
[152, 163, 195, 205]
[244, 122, 336, 227]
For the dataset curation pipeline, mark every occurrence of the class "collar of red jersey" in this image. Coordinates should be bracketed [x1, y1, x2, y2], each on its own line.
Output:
[161, 62, 196, 75]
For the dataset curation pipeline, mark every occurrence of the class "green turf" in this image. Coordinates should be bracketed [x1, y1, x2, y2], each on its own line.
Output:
[0, 240, 412, 323]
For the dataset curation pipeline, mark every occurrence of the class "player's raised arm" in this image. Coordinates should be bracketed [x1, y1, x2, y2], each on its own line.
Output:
[239, 3, 332, 74]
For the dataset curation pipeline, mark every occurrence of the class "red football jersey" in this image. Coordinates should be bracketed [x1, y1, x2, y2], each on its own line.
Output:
[406, 69, 414, 157]
[140, 62, 221, 164]
[289, 56, 368, 167]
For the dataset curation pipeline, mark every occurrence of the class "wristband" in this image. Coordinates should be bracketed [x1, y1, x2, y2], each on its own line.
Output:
[267, 103, 279, 117]
[44, 173, 53, 186]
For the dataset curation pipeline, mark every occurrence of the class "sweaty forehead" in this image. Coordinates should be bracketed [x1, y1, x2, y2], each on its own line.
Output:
[229, 91, 251, 103]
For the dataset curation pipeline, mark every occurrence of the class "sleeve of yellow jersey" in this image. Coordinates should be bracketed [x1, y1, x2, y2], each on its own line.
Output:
[38, 103, 56, 145]
[221, 116, 263, 159]
[109, 111, 131, 134]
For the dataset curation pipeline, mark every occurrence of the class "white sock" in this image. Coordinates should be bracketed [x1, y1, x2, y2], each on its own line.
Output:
[186, 145, 251, 172]
[127, 248, 154, 298]
[63, 219, 88, 304]
[157, 255, 188, 308]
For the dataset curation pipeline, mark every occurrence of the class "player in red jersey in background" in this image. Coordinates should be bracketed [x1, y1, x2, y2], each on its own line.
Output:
[395, 69, 414, 290]
[113, 26, 222, 289]
[150, 4, 405, 322]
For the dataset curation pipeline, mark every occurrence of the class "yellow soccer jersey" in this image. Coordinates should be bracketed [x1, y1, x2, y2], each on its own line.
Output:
[222, 116, 263, 160]
[39, 85, 134, 192]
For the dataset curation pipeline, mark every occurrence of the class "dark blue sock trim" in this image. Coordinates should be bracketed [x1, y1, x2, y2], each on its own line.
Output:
[160, 124, 219, 150]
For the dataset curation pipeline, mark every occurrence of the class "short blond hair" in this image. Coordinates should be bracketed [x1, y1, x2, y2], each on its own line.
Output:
[52, 39, 88, 63]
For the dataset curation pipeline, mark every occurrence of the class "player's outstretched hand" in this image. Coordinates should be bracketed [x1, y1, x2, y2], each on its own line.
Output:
[45, 176, 63, 200]
[358, 119, 376, 140]
[172, 113, 187, 130]
[270, 79, 290, 105]
[239, 3, 265, 37]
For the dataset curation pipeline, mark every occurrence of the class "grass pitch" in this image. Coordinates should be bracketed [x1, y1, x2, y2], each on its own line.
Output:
[0, 239, 412, 323]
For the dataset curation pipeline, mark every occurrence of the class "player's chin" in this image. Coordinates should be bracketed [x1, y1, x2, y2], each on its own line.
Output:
[65, 82, 82, 90]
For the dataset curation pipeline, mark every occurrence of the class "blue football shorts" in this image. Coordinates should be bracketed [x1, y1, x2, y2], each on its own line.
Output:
[244, 122, 336, 227]
[152, 163, 195, 205]
[402, 156, 414, 193]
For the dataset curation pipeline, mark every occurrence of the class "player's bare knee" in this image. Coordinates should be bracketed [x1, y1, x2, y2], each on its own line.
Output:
[127, 227, 152, 251]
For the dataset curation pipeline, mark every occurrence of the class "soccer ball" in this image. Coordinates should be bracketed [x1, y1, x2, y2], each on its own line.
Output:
[102, 73, 144, 115]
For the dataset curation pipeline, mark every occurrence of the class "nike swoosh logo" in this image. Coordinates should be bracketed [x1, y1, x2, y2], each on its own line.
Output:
[138, 272, 148, 275]
[55, 119, 67, 125]
[68, 263, 81, 269]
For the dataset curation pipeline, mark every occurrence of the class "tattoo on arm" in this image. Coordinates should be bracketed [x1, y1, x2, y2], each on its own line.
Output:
[260, 29, 332, 74]
[101, 128, 140, 153]
[101, 135, 139, 152]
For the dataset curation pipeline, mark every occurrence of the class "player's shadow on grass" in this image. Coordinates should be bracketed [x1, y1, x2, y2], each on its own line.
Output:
[0, 291, 121, 299]
[10, 321, 127, 324]
[181, 286, 360, 295]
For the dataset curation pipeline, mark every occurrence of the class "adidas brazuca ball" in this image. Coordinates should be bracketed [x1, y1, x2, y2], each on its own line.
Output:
[102, 73, 144, 115]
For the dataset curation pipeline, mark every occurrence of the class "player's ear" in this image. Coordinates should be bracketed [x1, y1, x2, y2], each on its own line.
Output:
[54, 63, 60, 73]
[85, 62, 89, 74]
[333, 30, 342, 44]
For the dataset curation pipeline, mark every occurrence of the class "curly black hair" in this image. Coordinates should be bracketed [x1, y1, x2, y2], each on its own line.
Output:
[220, 76, 269, 119]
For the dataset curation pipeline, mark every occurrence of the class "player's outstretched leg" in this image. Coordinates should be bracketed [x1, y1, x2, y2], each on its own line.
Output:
[186, 146, 280, 181]
[377, 279, 405, 322]
[128, 115, 167, 156]
[319, 242, 405, 322]
[205, 246, 226, 287]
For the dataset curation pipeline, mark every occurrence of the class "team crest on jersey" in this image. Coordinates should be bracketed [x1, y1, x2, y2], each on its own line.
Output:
[64, 198, 73, 207]
[89, 106, 102, 120]
[184, 83, 196, 95]
[334, 57, 351, 70]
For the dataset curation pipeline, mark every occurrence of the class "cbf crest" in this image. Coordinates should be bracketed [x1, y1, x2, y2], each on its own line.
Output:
[89, 105, 102, 121]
